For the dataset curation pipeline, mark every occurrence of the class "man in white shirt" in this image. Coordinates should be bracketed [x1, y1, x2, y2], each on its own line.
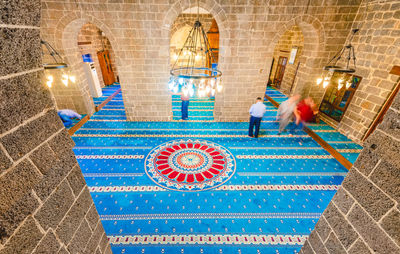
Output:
[248, 97, 267, 138]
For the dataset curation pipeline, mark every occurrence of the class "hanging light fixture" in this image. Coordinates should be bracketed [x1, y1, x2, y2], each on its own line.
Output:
[316, 29, 359, 89]
[41, 40, 77, 89]
[41, 40, 68, 69]
[168, 2, 222, 97]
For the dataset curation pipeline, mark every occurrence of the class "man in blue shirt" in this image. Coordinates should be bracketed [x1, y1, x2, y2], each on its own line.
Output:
[181, 93, 190, 120]
[248, 97, 266, 138]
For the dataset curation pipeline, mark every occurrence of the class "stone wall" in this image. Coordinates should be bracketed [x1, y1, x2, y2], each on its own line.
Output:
[45, 67, 94, 114]
[300, 82, 400, 253]
[0, 1, 111, 253]
[271, 25, 304, 95]
[41, 0, 363, 121]
[336, 0, 400, 141]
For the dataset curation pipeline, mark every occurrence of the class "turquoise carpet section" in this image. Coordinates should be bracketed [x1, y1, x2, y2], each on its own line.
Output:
[265, 87, 362, 164]
[172, 94, 214, 121]
[71, 85, 356, 254]
[65, 114, 86, 130]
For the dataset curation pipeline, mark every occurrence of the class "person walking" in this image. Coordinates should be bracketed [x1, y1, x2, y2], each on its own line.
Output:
[181, 92, 190, 120]
[248, 97, 267, 138]
[276, 94, 300, 134]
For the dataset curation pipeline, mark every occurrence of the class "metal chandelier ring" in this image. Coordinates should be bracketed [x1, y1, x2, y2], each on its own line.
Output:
[323, 66, 356, 73]
[170, 67, 222, 80]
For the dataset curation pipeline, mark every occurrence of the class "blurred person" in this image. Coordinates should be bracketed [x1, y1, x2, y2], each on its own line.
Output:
[276, 94, 301, 134]
[295, 97, 319, 127]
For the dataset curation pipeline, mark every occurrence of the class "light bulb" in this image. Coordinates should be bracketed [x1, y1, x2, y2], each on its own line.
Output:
[206, 85, 211, 93]
[211, 89, 215, 96]
[183, 88, 189, 97]
[173, 86, 178, 93]
[211, 79, 216, 87]
[173, 53, 178, 61]
[323, 80, 329, 88]
[316, 78, 323, 85]
[46, 75, 54, 88]
[338, 79, 344, 90]
[217, 85, 223, 92]
[62, 79, 68, 87]
[346, 81, 352, 89]
[168, 80, 174, 90]
[69, 76, 76, 83]
[189, 88, 194, 97]
[62, 74, 69, 80]
[179, 78, 184, 84]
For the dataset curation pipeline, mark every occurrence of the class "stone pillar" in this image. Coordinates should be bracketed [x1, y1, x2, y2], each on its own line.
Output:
[300, 91, 400, 253]
[0, 1, 111, 253]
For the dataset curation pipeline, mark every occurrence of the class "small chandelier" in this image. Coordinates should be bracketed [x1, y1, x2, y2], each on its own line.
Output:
[316, 29, 359, 89]
[41, 40, 68, 69]
[41, 40, 76, 88]
[168, 4, 222, 97]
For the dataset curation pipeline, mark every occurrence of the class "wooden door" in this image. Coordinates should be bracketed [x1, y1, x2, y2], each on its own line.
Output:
[207, 19, 219, 69]
[273, 56, 287, 89]
[97, 50, 115, 86]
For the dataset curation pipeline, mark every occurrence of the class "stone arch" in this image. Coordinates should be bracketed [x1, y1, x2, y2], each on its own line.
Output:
[50, 12, 121, 114]
[162, 0, 228, 68]
[171, 21, 193, 37]
[161, 0, 230, 120]
[268, 15, 326, 98]
[162, 0, 228, 40]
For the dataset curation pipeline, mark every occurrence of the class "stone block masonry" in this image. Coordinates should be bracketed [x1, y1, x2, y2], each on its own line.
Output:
[336, 0, 400, 142]
[0, 0, 111, 253]
[41, 0, 364, 122]
[300, 73, 400, 253]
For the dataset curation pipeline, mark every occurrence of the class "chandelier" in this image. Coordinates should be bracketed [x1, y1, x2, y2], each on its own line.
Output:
[316, 29, 359, 89]
[41, 40, 68, 69]
[168, 5, 222, 97]
[41, 40, 75, 88]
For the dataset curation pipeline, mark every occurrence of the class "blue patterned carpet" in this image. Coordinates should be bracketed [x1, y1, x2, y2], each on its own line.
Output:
[71, 86, 360, 254]
[172, 94, 214, 121]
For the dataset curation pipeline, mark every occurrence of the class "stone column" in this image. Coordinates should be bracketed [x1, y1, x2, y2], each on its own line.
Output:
[300, 85, 400, 253]
[0, 1, 111, 253]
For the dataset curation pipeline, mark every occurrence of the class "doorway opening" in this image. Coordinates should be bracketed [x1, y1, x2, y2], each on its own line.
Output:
[169, 8, 219, 120]
[268, 26, 304, 95]
[77, 23, 119, 97]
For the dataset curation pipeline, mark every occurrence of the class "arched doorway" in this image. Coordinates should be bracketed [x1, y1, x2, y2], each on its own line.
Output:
[77, 23, 119, 97]
[267, 16, 325, 101]
[169, 7, 220, 121]
[46, 16, 120, 116]
[269, 26, 304, 95]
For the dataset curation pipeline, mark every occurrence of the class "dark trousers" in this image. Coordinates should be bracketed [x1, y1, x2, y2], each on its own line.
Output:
[181, 100, 189, 119]
[248, 116, 262, 137]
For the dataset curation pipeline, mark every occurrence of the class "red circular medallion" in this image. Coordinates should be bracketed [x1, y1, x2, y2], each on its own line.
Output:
[145, 139, 236, 191]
